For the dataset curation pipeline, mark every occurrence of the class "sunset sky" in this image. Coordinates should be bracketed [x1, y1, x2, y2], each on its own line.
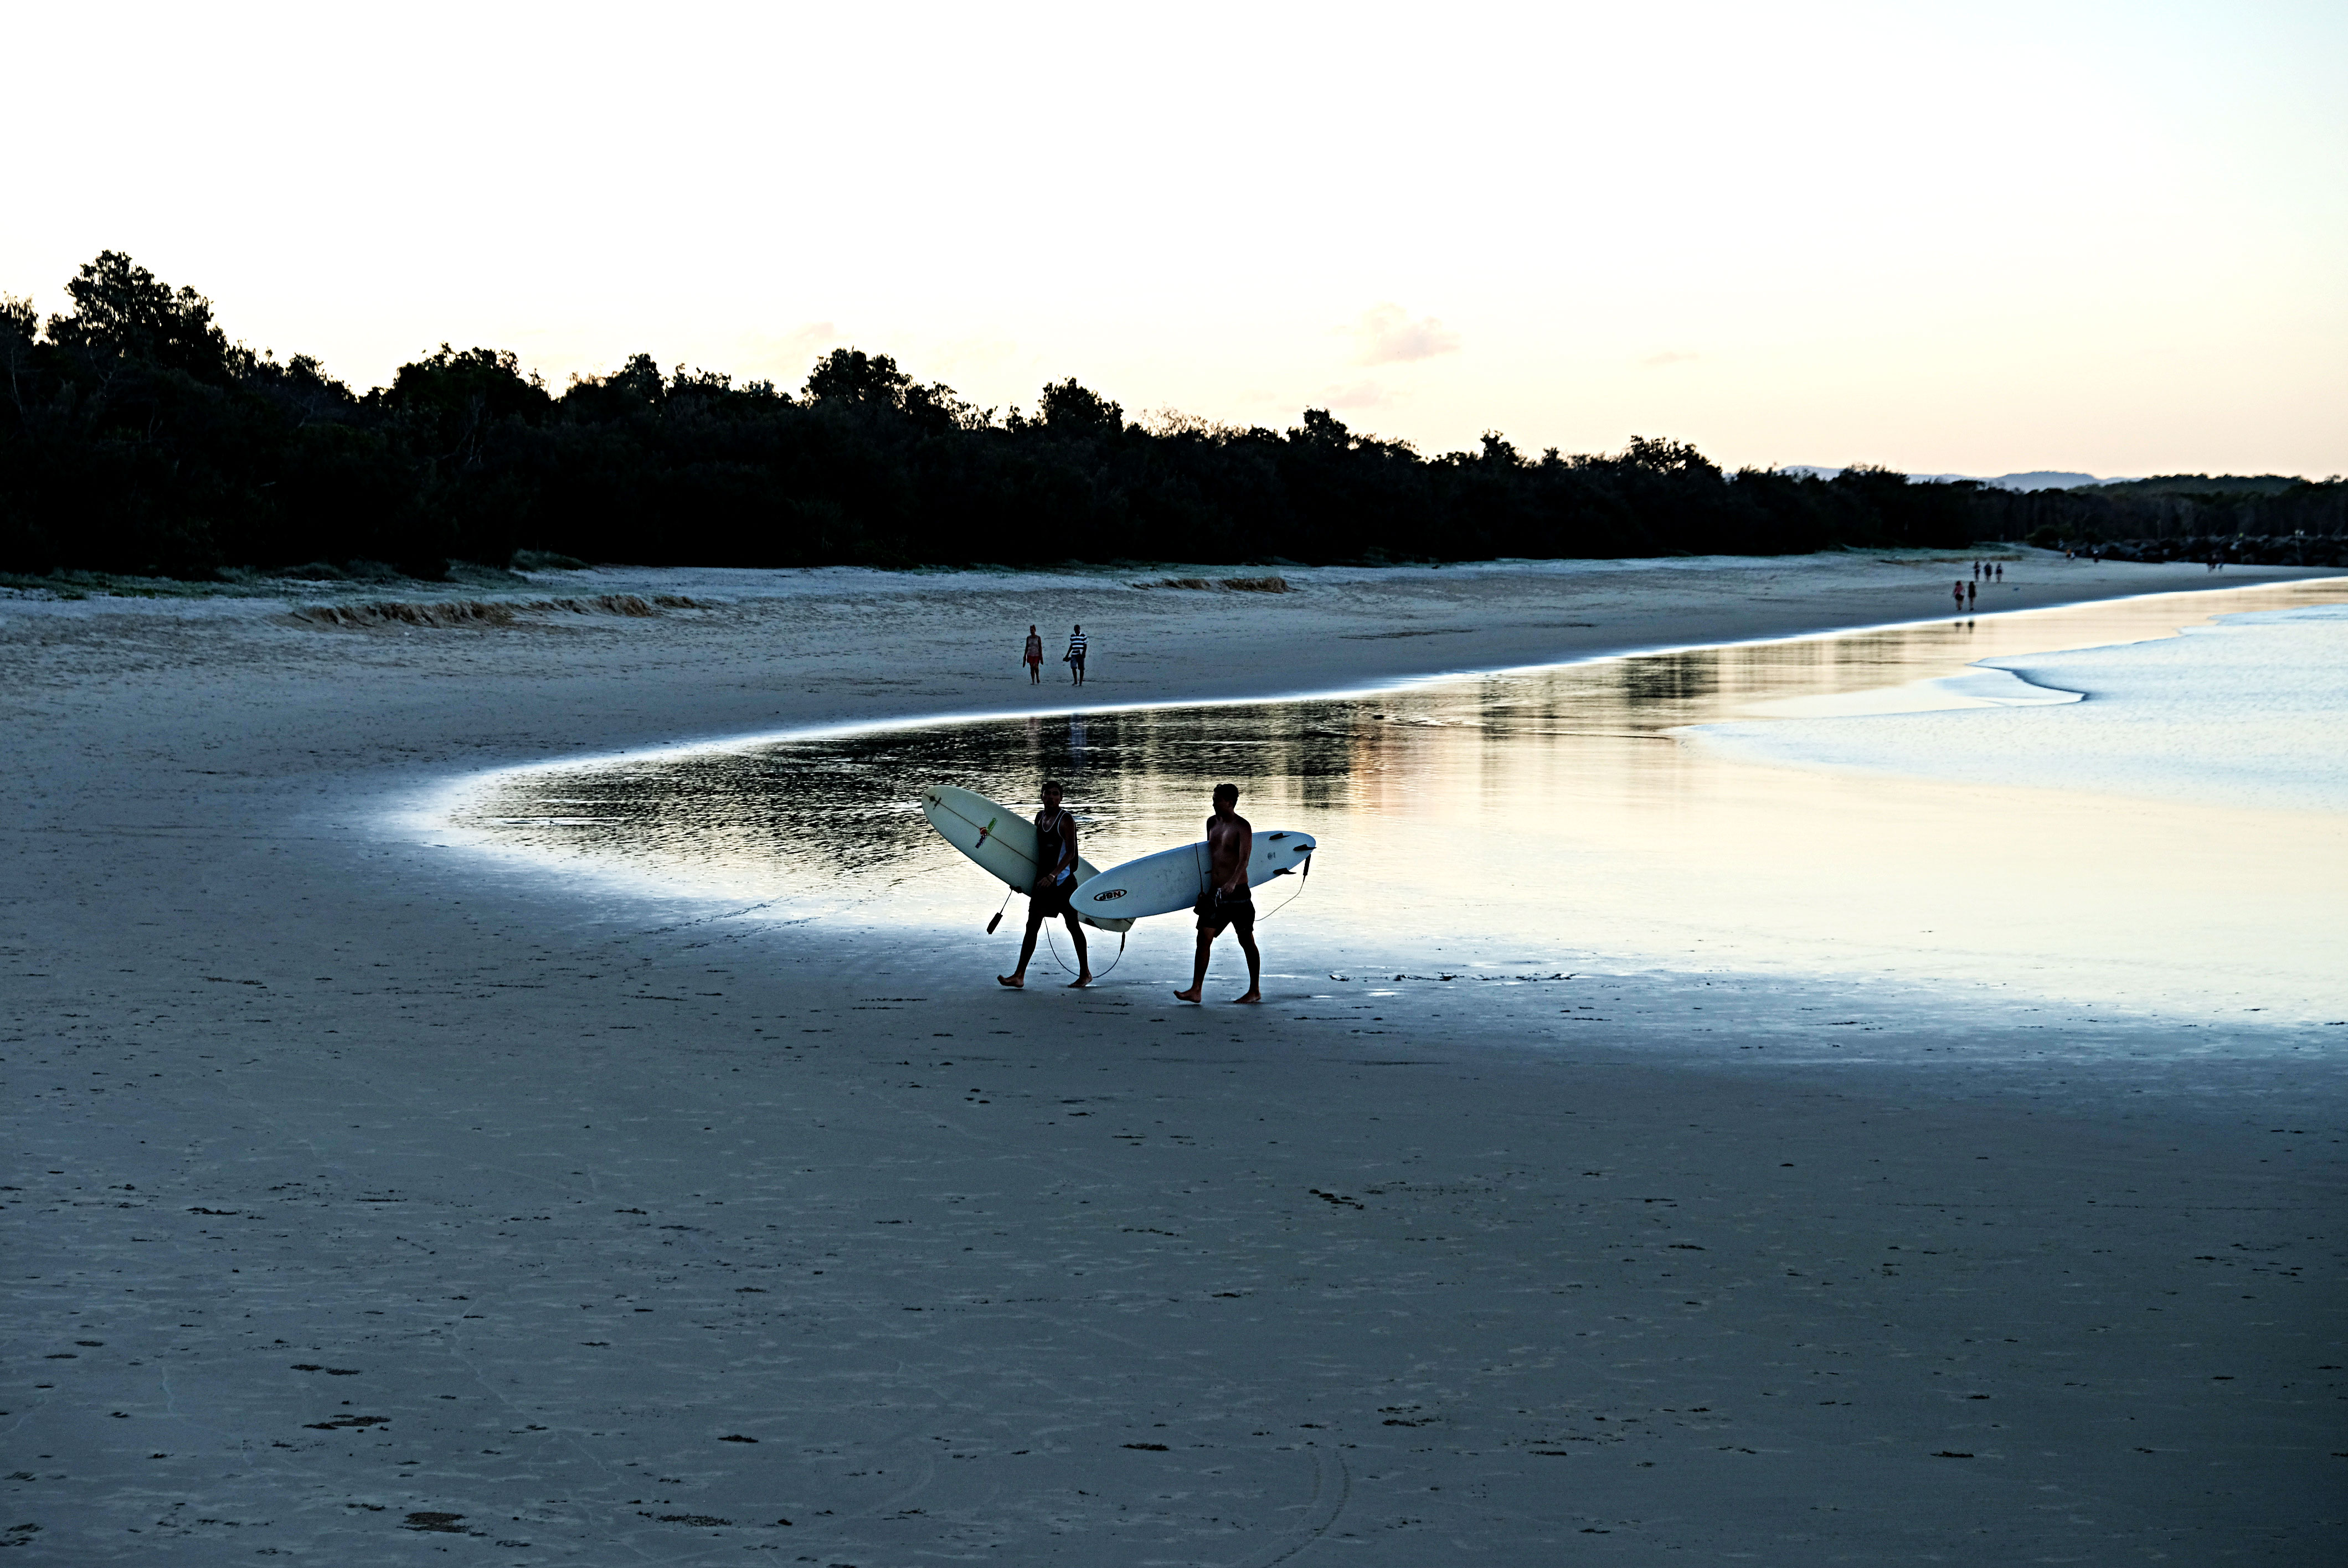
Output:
[7, 1, 2341, 477]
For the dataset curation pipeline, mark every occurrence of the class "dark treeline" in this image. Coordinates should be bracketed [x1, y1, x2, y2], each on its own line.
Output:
[4, 253, 2341, 580]
[1964, 478, 2347, 565]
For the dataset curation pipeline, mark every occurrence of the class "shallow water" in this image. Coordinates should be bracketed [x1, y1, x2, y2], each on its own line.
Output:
[1701, 601, 2348, 814]
[447, 579, 2348, 1024]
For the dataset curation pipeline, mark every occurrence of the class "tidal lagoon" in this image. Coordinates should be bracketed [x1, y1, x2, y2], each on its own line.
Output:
[451, 578, 2348, 1032]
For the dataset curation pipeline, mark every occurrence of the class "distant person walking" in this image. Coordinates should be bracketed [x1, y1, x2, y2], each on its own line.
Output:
[1173, 783, 1261, 1005]
[1065, 625, 1088, 685]
[1953, 580, 1966, 612]
[1995, 562, 2004, 582]
[1023, 625, 1044, 684]
[1966, 579, 1977, 608]
[996, 780, 1092, 989]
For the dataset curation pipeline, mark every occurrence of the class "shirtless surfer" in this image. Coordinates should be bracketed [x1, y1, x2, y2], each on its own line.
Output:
[1174, 783, 1260, 1004]
[998, 780, 1092, 989]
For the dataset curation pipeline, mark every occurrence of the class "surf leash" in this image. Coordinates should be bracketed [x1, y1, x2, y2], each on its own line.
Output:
[1043, 922, 1126, 982]
[1253, 851, 1313, 921]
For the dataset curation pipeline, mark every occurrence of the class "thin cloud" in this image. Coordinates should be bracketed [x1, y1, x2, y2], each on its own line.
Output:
[1642, 350, 1699, 368]
[1319, 379, 1393, 410]
[1345, 303, 1461, 366]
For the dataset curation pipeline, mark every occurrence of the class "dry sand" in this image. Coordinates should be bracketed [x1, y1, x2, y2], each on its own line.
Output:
[4, 551, 2343, 1564]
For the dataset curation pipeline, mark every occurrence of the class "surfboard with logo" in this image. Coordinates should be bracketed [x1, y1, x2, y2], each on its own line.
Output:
[1073, 828, 1316, 921]
[919, 785, 1133, 933]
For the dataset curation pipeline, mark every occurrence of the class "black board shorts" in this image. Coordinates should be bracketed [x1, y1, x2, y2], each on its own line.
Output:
[1195, 886, 1255, 936]
[1032, 877, 1076, 917]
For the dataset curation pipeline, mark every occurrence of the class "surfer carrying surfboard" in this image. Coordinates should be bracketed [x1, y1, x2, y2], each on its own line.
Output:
[1173, 783, 1261, 1005]
[997, 781, 1094, 989]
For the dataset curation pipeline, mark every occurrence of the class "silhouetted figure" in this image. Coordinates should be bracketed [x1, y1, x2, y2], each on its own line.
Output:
[1023, 624, 1043, 683]
[1065, 625, 1088, 685]
[1174, 784, 1261, 1005]
[997, 780, 1091, 989]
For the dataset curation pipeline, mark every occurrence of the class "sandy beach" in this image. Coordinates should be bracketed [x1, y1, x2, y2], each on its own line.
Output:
[6, 551, 2344, 1565]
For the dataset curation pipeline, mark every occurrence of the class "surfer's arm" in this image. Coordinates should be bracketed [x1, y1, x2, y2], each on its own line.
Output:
[1222, 822, 1253, 893]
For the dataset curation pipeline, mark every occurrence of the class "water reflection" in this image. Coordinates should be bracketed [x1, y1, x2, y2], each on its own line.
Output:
[450, 581, 2348, 1019]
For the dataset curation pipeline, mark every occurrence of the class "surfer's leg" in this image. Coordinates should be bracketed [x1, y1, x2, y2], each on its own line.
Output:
[1063, 915, 1092, 986]
[1232, 926, 1262, 1003]
[1000, 905, 1044, 987]
[1174, 930, 1214, 1002]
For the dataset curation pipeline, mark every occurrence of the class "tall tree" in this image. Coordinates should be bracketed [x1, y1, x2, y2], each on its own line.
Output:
[1036, 377, 1122, 439]
[44, 250, 231, 380]
[805, 348, 912, 410]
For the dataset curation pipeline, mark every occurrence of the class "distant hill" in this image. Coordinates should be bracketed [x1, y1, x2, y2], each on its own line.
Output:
[1784, 462, 2320, 493]
[1778, 466, 2110, 490]
[1979, 471, 2107, 491]
[1773, 467, 2326, 494]
[2092, 474, 2305, 498]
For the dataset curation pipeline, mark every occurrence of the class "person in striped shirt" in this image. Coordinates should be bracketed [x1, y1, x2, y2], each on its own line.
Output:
[1065, 625, 1088, 685]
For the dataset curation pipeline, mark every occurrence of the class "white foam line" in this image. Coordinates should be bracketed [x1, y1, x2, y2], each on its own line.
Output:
[1743, 663, 2086, 719]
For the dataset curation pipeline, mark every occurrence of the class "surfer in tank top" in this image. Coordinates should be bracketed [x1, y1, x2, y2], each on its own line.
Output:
[1174, 782, 1260, 1005]
[998, 780, 1093, 989]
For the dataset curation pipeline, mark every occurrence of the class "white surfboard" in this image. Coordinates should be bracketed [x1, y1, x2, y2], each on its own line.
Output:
[919, 785, 1133, 933]
[1074, 827, 1316, 921]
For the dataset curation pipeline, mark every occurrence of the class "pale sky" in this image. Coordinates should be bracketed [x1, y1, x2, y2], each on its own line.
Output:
[7, 1, 2342, 476]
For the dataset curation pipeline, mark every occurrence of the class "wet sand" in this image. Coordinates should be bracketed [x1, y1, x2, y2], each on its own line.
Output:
[4, 551, 2344, 1564]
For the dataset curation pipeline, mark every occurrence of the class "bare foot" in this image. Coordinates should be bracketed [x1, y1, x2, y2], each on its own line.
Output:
[997, 974, 1025, 989]
[1173, 987, 1202, 1004]
[1232, 989, 1262, 1004]
[1067, 973, 1093, 988]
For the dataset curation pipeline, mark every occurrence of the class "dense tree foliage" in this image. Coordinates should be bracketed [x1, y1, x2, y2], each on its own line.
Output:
[3, 254, 2339, 580]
